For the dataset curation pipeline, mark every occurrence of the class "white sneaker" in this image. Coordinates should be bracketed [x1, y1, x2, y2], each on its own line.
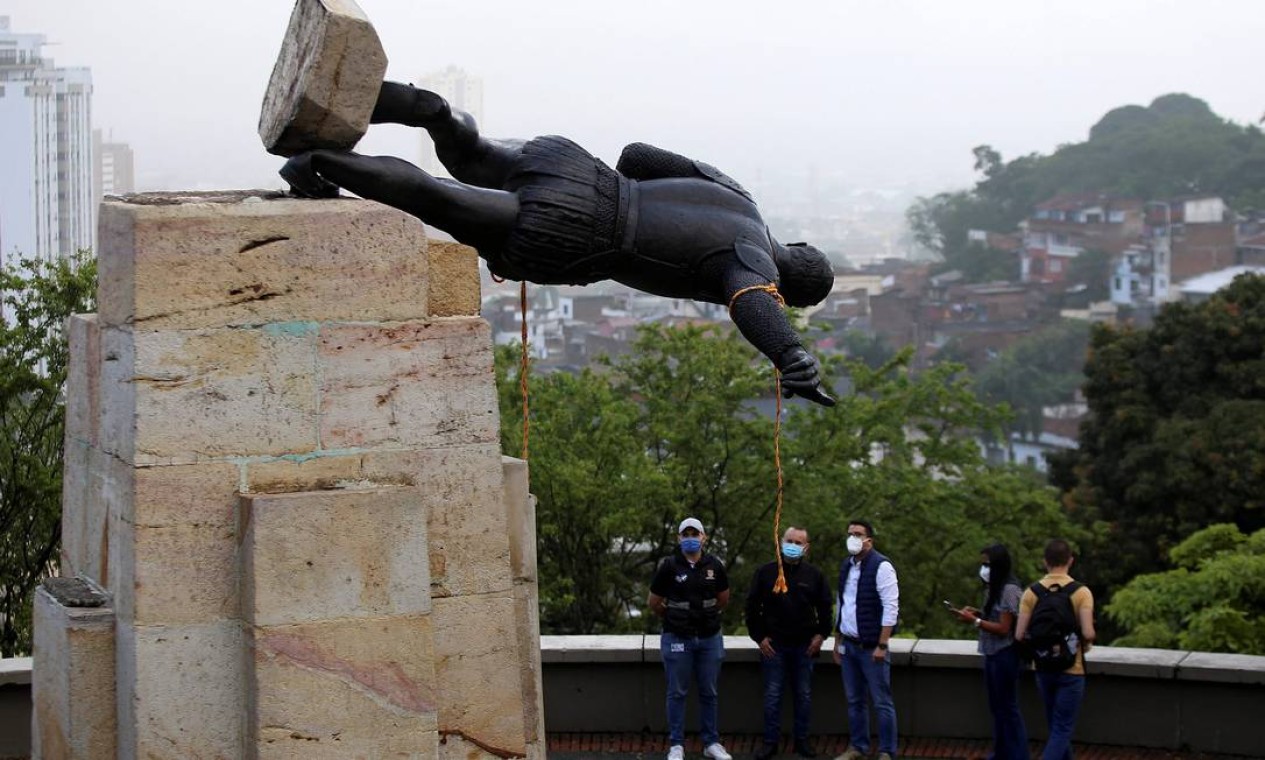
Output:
[703, 743, 733, 760]
[667, 745, 685, 760]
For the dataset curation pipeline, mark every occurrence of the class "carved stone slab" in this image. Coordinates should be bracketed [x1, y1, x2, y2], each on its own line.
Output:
[258, 0, 387, 156]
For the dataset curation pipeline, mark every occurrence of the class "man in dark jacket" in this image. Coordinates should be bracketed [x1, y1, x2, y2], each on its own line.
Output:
[745, 527, 833, 759]
[832, 520, 899, 760]
[649, 518, 733, 760]
[280, 82, 835, 406]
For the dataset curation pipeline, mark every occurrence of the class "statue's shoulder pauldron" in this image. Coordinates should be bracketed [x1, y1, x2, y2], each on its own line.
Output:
[693, 161, 754, 203]
[733, 233, 778, 283]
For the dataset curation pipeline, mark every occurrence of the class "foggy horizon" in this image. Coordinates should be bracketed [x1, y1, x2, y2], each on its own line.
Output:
[6, 0, 1264, 200]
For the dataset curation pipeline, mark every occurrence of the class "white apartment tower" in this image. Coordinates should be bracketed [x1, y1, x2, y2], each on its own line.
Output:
[0, 16, 94, 265]
[417, 65, 483, 178]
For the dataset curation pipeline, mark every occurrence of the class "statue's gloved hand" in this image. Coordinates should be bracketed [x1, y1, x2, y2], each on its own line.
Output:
[777, 347, 835, 407]
[280, 151, 341, 199]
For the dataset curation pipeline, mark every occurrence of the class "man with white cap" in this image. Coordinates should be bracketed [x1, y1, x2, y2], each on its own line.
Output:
[648, 517, 733, 760]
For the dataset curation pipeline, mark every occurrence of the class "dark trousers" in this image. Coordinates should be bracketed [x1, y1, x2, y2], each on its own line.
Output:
[983, 645, 1029, 760]
[760, 641, 816, 745]
[1035, 671, 1086, 760]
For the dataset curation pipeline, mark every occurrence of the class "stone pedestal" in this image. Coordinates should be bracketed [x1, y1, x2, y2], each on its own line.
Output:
[35, 191, 543, 759]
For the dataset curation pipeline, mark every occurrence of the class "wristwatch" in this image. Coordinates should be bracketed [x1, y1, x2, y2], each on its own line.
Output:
[876, 642, 888, 650]
[974, 618, 983, 629]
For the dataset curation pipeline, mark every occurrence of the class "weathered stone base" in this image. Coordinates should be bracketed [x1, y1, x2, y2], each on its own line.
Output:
[31, 582, 115, 760]
[37, 193, 542, 759]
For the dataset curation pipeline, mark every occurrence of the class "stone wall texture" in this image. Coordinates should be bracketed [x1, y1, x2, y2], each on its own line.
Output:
[35, 192, 542, 759]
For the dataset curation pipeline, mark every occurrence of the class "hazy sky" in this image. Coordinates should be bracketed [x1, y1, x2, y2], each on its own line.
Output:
[6, 0, 1264, 196]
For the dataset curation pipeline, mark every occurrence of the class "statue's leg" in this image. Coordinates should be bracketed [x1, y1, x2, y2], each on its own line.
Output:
[370, 81, 523, 190]
[283, 149, 518, 252]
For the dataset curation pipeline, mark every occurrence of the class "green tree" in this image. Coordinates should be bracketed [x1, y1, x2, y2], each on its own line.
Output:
[497, 327, 1078, 640]
[1053, 273, 1265, 597]
[909, 94, 1265, 278]
[974, 320, 1090, 439]
[781, 351, 1078, 639]
[1106, 524, 1265, 654]
[0, 252, 96, 657]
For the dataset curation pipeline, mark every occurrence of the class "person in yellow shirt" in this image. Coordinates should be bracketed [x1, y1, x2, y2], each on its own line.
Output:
[1015, 539, 1096, 760]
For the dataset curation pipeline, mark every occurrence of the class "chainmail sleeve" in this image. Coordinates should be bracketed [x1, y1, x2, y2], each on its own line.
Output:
[698, 255, 802, 368]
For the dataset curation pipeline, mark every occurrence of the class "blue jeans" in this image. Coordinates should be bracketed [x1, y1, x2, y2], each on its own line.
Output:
[760, 641, 816, 745]
[661, 631, 724, 746]
[983, 645, 1029, 760]
[1035, 671, 1086, 760]
[839, 640, 897, 755]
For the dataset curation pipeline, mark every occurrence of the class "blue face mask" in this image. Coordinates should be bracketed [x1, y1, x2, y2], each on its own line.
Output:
[680, 537, 702, 554]
[781, 542, 805, 560]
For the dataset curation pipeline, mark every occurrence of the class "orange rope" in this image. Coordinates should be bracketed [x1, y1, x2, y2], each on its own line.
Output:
[728, 283, 786, 313]
[519, 281, 529, 460]
[728, 283, 791, 593]
[772, 369, 787, 593]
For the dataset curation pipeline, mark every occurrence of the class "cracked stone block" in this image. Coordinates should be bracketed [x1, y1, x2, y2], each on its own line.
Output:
[97, 194, 430, 333]
[361, 444, 513, 598]
[259, 0, 387, 156]
[318, 318, 499, 452]
[433, 593, 528, 757]
[100, 323, 321, 464]
[116, 621, 245, 760]
[249, 616, 438, 760]
[240, 487, 431, 626]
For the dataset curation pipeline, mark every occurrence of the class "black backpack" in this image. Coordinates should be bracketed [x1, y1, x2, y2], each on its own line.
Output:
[1025, 581, 1083, 672]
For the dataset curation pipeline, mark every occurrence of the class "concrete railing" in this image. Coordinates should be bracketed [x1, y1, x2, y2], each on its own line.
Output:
[5, 639, 1264, 758]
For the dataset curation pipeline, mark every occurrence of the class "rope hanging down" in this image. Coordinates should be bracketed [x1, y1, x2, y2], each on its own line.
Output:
[491, 273, 531, 461]
[729, 284, 790, 594]
[518, 281, 529, 459]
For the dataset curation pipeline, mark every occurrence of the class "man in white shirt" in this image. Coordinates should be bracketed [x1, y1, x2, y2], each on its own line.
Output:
[832, 520, 899, 760]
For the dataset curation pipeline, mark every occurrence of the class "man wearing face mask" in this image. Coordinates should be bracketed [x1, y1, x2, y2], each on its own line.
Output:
[832, 520, 899, 760]
[648, 518, 733, 760]
[745, 527, 834, 760]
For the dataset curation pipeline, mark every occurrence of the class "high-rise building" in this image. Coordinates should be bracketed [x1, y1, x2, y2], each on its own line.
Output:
[93, 129, 135, 208]
[417, 65, 483, 178]
[0, 16, 93, 264]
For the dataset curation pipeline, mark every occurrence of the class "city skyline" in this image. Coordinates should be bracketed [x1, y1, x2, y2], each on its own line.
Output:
[0, 15, 93, 263]
[3, 1, 1264, 201]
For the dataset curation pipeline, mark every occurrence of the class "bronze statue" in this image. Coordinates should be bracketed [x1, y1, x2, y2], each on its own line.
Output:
[281, 82, 836, 406]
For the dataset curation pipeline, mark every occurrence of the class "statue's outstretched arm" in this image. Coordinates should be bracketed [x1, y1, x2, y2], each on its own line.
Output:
[704, 241, 835, 407]
[281, 150, 518, 252]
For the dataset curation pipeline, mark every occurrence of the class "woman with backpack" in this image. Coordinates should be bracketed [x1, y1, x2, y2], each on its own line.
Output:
[950, 543, 1029, 760]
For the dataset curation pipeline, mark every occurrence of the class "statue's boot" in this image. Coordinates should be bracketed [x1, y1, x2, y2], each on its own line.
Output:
[370, 81, 452, 128]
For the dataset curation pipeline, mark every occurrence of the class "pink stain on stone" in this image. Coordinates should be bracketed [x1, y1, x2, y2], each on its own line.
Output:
[261, 631, 435, 714]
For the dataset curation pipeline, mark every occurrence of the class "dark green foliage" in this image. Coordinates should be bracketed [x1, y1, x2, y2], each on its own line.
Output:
[1059, 274, 1265, 597]
[1106, 524, 1265, 654]
[974, 320, 1091, 438]
[908, 94, 1265, 280]
[0, 253, 97, 657]
[496, 326, 1077, 640]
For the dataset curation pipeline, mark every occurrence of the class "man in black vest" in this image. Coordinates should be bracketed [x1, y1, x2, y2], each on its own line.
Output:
[649, 518, 733, 760]
[832, 520, 899, 760]
[745, 526, 834, 759]
[280, 82, 835, 406]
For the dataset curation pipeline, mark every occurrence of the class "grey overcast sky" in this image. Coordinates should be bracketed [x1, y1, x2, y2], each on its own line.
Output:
[6, 0, 1264, 195]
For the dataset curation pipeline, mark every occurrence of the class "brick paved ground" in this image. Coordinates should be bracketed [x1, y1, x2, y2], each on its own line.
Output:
[546, 733, 1244, 759]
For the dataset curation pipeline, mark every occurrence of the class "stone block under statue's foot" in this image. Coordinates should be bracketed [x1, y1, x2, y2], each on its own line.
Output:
[259, 0, 387, 156]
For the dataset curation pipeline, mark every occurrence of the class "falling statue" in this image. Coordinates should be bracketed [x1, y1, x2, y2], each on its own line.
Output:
[279, 80, 836, 406]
